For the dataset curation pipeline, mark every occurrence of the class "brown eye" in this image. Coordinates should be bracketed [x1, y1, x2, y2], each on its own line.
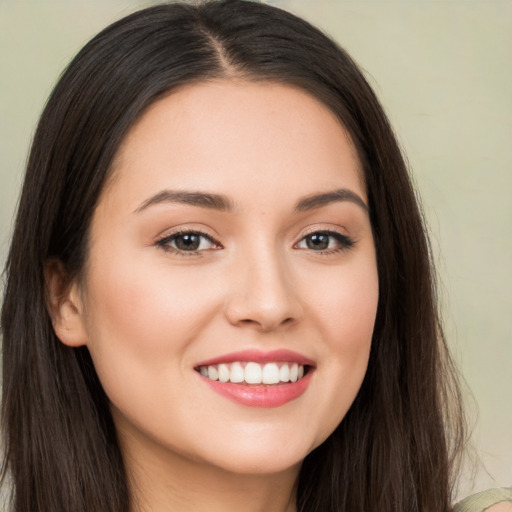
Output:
[174, 233, 202, 251]
[157, 231, 219, 254]
[296, 231, 355, 253]
[305, 233, 330, 250]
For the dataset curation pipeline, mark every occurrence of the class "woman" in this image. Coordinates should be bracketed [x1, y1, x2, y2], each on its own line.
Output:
[2, 1, 503, 511]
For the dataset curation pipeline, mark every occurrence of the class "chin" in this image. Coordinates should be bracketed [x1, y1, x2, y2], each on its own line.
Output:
[206, 447, 305, 476]
[188, 427, 325, 476]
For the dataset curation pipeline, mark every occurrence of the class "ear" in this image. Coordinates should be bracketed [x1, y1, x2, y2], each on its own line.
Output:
[44, 259, 88, 347]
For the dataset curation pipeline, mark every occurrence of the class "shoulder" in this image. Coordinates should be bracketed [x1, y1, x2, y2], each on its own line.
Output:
[454, 488, 512, 512]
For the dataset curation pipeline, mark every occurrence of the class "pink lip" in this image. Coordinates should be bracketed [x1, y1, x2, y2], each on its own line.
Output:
[195, 349, 315, 408]
[199, 371, 313, 408]
[195, 349, 315, 368]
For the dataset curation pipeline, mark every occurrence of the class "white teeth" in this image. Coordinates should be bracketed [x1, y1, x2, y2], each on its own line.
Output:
[198, 361, 307, 385]
[218, 363, 230, 383]
[244, 362, 262, 384]
[208, 365, 218, 380]
[289, 363, 298, 382]
[262, 362, 280, 384]
[229, 362, 244, 383]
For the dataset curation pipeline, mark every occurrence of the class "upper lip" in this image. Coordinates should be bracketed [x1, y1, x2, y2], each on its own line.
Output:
[195, 349, 315, 368]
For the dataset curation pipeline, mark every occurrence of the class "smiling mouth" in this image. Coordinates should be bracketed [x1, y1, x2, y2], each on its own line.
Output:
[195, 361, 309, 385]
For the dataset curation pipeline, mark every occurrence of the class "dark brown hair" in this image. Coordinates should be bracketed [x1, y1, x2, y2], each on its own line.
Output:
[1, 1, 466, 511]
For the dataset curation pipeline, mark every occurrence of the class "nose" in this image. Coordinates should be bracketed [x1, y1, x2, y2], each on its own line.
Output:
[223, 246, 303, 332]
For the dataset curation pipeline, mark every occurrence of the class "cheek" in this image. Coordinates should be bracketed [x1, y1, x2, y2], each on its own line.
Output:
[299, 257, 378, 440]
[84, 252, 218, 346]
[304, 256, 379, 355]
[79, 254, 230, 444]
[80, 251, 225, 401]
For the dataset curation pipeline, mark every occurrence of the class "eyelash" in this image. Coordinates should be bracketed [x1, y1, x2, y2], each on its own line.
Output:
[155, 229, 355, 257]
[155, 229, 221, 257]
[295, 229, 355, 254]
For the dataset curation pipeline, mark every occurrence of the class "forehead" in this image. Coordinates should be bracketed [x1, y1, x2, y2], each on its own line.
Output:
[106, 79, 365, 211]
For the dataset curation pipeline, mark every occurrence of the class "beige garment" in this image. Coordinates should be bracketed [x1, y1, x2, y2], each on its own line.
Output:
[454, 488, 512, 512]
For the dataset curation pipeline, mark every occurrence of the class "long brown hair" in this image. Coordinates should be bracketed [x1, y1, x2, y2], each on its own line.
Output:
[1, 1, 466, 510]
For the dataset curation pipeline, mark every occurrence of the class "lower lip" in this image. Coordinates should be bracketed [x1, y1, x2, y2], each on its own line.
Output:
[200, 371, 313, 408]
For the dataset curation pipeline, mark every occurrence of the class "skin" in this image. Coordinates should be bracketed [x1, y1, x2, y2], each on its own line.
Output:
[49, 80, 379, 512]
[487, 504, 512, 512]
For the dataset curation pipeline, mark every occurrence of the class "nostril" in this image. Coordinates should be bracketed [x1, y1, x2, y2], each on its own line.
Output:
[223, 284, 302, 331]
[235, 316, 294, 331]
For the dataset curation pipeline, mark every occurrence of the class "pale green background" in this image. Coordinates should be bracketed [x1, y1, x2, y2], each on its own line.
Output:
[0, 0, 510, 499]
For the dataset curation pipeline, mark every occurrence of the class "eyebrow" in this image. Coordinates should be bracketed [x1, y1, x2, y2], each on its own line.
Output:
[134, 190, 235, 213]
[294, 189, 368, 214]
[134, 187, 368, 215]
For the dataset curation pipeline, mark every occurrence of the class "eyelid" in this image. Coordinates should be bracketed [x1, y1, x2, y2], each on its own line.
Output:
[155, 228, 222, 256]
[294, 226, 356, 253]
[297, 225, 351, 242]
[153, 224, 355, 256]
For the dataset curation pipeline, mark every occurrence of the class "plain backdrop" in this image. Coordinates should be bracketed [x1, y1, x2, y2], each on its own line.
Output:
[0, 0, 510, 499]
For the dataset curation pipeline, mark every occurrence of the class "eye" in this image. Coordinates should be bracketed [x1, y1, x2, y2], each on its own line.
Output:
[156, 230, 220, 254]
[295, 230, 355, 253]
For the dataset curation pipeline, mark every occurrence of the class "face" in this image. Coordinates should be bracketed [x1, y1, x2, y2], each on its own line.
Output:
[65, 80, 378, 476]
